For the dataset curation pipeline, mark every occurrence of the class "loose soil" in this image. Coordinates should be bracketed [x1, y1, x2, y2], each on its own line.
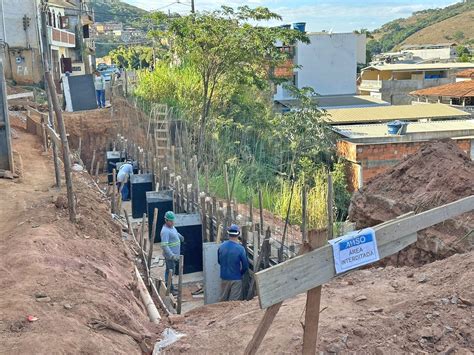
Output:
[167, 250, 473, 353]
[349, 140, 474, 266]
[0, 123, 162, 353]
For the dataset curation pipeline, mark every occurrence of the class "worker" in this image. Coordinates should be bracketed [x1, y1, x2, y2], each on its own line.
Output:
[218, 224, 249, 301]
[93, 70, 106, 108]
[161, 211, 184, 295]
[116, 161, 133, 201]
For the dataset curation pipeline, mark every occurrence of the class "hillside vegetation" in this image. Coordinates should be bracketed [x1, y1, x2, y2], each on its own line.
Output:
[90, 0, 148, 29]
[368, 1, 474, 55]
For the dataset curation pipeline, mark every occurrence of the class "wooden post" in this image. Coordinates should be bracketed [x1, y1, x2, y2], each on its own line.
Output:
[302, 182, 308, 243]
[95, 160, 100, 177]
[111, 168, 117, 214]
[205, 164, 209, 194]
[249, 195, 253, 225]
[327, 173, 334, 240]
[200, 195, 208, 242]
[148, 208, 158, 284]
[45, 64, 76, 222]
[302, 229, 327, 355]
[258, 189, 264, 237]
[41, 124, 48, 152]
[244, 303, 282, 355]
[177, 255, 184, 314]
[140, 213, 146, 253]
[224, 164, 231, 207]
[90, 150, 96, 175]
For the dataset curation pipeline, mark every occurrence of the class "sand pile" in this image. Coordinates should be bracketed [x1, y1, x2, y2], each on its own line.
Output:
[349, 139, 474, 265]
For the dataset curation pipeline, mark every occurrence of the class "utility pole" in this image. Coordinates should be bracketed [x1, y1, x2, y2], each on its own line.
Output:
[191, 0, 195, 13]
[40, 1, 76, 222]
[39, 0, 61, 188]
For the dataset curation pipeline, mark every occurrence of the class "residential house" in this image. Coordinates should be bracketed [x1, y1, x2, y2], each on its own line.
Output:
[358, 62, 474, 105]
[456, 69, 474, 82]
[0, 0, 94, 85]
[399, 43, 457, 61]
[273, 30, 366, 101]
[410, 81, 474, 114]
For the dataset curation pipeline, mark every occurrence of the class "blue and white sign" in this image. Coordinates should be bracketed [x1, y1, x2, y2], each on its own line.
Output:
[328, 228, 380, 274]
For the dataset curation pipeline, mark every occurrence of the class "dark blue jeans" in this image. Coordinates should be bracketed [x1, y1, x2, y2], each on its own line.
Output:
[96, 89, 105, 108]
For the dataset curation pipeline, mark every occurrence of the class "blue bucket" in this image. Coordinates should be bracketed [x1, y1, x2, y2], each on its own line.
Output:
[292, 22, 306, 32]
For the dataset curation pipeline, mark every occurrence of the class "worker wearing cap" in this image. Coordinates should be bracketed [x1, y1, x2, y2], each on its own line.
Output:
[218, 224, 249, 301]
[161, 211, 184, 294]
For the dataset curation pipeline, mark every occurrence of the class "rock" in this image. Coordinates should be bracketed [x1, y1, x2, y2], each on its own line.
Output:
[54, 196, 67, 209]
[63, 303, 72, 310]
[450, 296, 459, 304]
[326, 341, 345, 353]
[368, 307, 383, 313]
[394, 312, 405, 320]
[354, 295, 368, 302]
[34, 291, 47, 298]
[444, 325, 453, 333]
[417, 274, 428, 283]
[168, 315, 185, 325]
[441, 298, 450, 305]
[94, 268, 108, 279]
[36, 296, 51, 303]
[406, 272, 414, 278]
[418, 326, 443, 342]
[353, 327, 367, 337]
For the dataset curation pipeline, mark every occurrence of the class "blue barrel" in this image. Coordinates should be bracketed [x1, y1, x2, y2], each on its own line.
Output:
[387, 120, 404, 135]
[292, 22, 306, 32]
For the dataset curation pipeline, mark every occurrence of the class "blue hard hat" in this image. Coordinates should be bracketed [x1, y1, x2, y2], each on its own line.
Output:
[227, 224, 240, 236]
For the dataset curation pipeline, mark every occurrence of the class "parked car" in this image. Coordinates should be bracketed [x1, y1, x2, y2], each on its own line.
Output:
[97, 63, 108, 71]
[98, 64, 120, 82]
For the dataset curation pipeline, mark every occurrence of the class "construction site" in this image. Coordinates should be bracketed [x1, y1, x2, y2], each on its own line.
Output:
[1, 60, 473, 354]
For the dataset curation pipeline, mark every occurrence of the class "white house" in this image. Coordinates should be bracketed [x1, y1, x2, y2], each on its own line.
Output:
[274, 32, 365, 101]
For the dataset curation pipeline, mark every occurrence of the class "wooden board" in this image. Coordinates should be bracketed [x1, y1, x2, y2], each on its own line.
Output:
[255, 196, 474, 309]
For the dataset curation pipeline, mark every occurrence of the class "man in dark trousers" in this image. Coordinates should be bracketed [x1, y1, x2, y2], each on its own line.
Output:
[218, 224, 249, 301]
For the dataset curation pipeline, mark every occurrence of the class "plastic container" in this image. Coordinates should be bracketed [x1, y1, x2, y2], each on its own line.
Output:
[292, 22, 306, 32]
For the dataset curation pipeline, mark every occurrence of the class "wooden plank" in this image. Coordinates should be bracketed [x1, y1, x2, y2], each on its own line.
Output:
[7, 92, 34, 100]
[45, 125, 61, 146]
[244, 303, 282, 355]
[255, 196, 474, 309]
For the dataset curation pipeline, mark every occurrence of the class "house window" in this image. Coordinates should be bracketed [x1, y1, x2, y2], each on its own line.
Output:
[48, 11, 52, 26]
[52, 10, 56, 28]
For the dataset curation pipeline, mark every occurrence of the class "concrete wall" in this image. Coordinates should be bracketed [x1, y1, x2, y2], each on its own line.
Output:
[407, 47, 455, 60]
[275, 33, 358, 99]
[379, 78, 452, 105]
[337, 138, 473, 191]
[355, 33, 367, 64]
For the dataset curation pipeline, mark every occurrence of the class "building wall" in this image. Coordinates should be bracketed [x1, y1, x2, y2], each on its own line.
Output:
[408, 47, 455, 60]
[274, 33, 359, 99]
[337, 139, 473, 191]
[0, 0, 44, 84]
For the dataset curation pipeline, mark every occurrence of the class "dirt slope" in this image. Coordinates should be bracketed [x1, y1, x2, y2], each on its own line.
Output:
[349, 140, 474, 266]
[166, 251, 473, 354]
[402, 10, 474, 46]
[0, 125, 161, 353]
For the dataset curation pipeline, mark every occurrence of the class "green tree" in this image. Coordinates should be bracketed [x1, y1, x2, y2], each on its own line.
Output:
[109, 46, 153, 69]
[150, 6, 309, 161]
[452, 30, 465, 42]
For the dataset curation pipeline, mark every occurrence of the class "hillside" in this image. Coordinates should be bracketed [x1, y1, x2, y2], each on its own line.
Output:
[368, 0, 474, 55]
[90, 0, 148, 30]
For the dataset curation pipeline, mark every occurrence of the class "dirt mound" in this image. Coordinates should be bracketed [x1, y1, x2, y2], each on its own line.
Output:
[0, 129, 162, 353]
[167, 251, 473, 353]
[349, 139, 474, 265]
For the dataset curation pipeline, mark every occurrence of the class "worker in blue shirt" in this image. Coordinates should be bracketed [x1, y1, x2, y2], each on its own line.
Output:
[116, 161, 133, 201]
[218, 224, 249, 301]
[161, 211, 184, 295]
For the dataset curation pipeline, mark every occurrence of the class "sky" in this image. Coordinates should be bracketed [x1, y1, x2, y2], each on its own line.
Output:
[122, 0, 459, 32]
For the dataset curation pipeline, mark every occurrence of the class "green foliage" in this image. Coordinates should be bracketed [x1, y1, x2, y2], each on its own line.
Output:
[90, 0, 149, 30]
[149, 6, 309, 157]
[453, 30, 465, 42]
[109, 46, 153, 69]
[456, 45, 472, 62]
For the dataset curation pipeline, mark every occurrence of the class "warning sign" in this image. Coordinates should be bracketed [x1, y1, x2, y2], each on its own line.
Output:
[328, 228, 380, 274]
